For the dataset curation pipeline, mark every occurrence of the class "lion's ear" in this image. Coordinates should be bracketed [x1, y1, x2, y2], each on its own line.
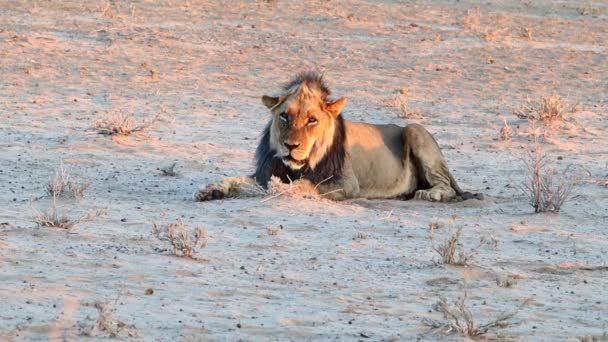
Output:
[326, 98, 347, 117]
[262, 95, 281, 109]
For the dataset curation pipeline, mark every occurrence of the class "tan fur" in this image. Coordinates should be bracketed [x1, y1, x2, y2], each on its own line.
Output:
[195, 75, 464, 202]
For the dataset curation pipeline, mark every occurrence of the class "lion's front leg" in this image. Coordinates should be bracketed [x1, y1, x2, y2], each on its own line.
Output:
[194, 177, 263, 201]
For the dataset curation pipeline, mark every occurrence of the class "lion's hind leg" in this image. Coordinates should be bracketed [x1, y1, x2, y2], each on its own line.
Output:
[403, 124, 459, 202]
[194, 177, 264, 201]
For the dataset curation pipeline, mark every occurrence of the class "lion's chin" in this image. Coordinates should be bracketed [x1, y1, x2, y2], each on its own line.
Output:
[282, 156, 307, 170]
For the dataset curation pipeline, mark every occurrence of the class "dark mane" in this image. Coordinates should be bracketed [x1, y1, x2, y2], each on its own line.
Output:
[253, 71, 346, 188]
[301, 115, 346, 184]
[252, 116, 347, 188]
[282, 71, 330, 100]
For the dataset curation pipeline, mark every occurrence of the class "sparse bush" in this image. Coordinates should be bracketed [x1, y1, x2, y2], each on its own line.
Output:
[424, 292, 531, 338]
[80, 301, 140, 338]
[46, 163, 90, 199]
[93, 111, 160, 136]
[32, 197, 103, 229]
[514, 95, 570, 122]
[429, 227, 496, 266]
[521, 147, 577, 213]
[153, 219, 208, 259]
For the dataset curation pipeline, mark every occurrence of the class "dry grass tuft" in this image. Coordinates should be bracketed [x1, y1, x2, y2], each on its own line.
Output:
[520, 27, 533, 41]
[579, 331, 608, 342]
[46, 163, 90, 199]
[159, 163, 179, 177]
[93, 111, 160, 136]
[499, 118, 513, 141]
[267, 225, 283, 236]
[32, 197, 103, 229]
[386, 88, 423, 120]
[80, 301, 140, 338]
[261, 175, 338, 201]
[483, 28, 508, 42]
[463, 7, 481, 31]
[353, 231, 369, 240]
[495, 273, 521, 288]
[514, 95, 570, 122]
[429, 227, 496, 266]
[424, 292, 531, 338]
[153, 219, 208, 259]
[521, 146, 578, 213]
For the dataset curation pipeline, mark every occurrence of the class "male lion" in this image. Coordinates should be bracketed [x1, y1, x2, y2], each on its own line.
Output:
[195, 71, 475, 202]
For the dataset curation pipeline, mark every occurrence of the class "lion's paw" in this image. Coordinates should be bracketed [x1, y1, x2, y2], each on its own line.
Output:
[414, 187, 455, 202]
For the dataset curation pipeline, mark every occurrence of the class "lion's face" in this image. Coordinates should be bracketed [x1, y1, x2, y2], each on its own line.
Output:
[262, 84, 347, 171]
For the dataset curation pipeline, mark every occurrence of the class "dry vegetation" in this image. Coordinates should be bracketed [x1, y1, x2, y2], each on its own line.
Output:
[514, 94, 570, 122]
[424, 292, 531, 338]
[495, 273, 520, 288]
[521, 147, 577, 213]
[153, 219, 208, 259]
[80, 301, 140, 338]
[159, 163, 179, 177]
[579, 332, 608, 342]
[520, 27, 533, 41]
[429, 226, 496, 266]
[267, 225, 283, 236]
[499, 118, 513, 141]
[386, 88, 423, 120]
[46, 163, 90, 199]
[32, 196, 103, 230]
[93, 111, 160, 136]
[463, 7, 481, 31]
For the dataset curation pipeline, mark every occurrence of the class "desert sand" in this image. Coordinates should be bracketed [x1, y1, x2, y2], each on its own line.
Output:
[1, 1, 607, 340]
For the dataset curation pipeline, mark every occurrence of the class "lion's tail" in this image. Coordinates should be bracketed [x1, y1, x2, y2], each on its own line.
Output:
[448, 172, 484, 200]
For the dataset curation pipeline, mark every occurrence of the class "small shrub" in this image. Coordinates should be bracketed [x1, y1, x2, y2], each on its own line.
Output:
[153, 219, 208, 259]
[387, 89, 423, 120]
[93, 111, 160, 136]
[80, 301, 140, 338]
[429, 227, 496, 266]
[46, 163, 90, 199]
[32, 197, 103, 229]
[514, 95, 570, 122]
[424, 292, 531, 338]
[521, 147, 577, 213]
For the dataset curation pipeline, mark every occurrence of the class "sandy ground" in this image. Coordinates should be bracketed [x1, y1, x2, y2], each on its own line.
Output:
[1, 0, 607, 340]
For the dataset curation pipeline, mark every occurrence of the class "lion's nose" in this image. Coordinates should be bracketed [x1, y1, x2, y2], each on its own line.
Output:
[284, 142, 300, 151]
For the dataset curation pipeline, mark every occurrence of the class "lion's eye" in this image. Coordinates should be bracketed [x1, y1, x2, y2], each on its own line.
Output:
[279, 113, 288, 122]
[307, 117, 318, 126]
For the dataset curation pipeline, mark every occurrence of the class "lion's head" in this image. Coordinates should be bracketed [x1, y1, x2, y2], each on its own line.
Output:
[261, 72, 347, 171]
